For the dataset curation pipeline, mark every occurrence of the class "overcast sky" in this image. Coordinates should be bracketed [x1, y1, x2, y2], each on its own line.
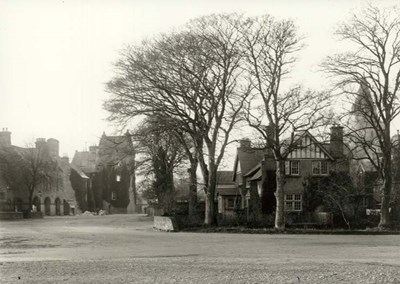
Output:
[1, 0, 399, 161]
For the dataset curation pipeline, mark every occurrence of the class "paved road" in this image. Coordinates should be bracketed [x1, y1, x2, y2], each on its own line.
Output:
[0, 215, 399, 283]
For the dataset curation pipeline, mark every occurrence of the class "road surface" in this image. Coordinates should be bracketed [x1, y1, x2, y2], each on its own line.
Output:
[0, 214, 399, 283]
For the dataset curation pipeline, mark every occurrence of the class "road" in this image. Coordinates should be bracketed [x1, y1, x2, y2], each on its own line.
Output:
[0, 214, 399, 283]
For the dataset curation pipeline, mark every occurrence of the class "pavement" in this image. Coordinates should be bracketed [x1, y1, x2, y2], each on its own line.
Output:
[0, 214, 399, 283]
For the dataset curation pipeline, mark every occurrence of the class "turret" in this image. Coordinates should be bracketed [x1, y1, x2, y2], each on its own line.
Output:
[0, 128, 11, 147]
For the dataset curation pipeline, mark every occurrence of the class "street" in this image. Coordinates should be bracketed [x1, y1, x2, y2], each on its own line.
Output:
[0, 215, 399, 283]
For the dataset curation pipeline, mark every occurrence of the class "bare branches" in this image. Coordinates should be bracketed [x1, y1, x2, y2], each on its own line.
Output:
[322, 4, 400, 228]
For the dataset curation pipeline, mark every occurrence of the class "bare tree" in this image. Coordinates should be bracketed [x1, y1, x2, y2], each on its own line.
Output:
[322, 5, 400, 228]
[241, 15, 331, 230]
[105, 14, 250, 225]
[0, 144, 58, 216]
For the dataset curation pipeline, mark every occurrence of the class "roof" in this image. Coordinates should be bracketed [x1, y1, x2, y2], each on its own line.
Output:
[98, 133, 134, 164]
[71, 151, 97, 173]
[284, 131, 334, 160]
[70, 163, 89, 179]
[249, 168, 262, 181]
[233, 147, 267, 180]
[216, 171, 235, 185]
[217, 186, 240, 196]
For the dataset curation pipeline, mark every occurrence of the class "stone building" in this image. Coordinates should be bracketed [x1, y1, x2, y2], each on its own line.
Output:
[71, 132, 139, 214]
[0, 128, 77, 217]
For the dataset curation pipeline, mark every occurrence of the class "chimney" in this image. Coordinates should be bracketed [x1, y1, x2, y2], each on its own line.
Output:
[47, 138, 59, 157]
[264, 124, 275, 146]
[35, 138, 47, 150]
[239, 138, 251, 149]
[330, 125, 344, 158]
[0, 128, 11, 147]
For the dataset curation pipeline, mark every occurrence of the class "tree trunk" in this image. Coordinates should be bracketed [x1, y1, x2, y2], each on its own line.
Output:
[379, 146, 392, 229]
[274, 160, 285, 230]
[27, 188, 34, 218]
[204, 167, 217, 225]
[188, 160, 198, 217]
[379, 171, 392, 229]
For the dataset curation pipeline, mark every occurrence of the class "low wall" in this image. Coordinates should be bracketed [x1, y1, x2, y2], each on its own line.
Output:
[154, 216, 178, 232]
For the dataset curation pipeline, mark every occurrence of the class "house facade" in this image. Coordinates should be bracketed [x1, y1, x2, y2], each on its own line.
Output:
[228, 126, 350, 221]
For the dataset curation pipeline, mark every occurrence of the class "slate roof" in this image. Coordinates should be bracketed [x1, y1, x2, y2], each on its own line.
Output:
[216, 171, 238, 196]
[233, 148, 267, 181]
[216, 171, 235, 185]
[70, 163, 89, 179]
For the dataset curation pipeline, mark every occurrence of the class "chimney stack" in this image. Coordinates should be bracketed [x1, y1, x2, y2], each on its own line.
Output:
[239, 138, 251, 149]
[330, 125, 344, 158]
[47, 138, 59, 157]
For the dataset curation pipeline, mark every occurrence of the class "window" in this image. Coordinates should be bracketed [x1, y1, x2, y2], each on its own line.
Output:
[285, 161, 300, 176]
[116, 175, 121, 182]
[312, 161, 328, 175]
[225, 198, 235, 209]
[111, 191, 117, 201]
[285, 194, 302, 211]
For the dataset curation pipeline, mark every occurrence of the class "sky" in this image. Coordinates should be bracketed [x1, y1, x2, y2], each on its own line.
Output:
[1, 0, 399, 161]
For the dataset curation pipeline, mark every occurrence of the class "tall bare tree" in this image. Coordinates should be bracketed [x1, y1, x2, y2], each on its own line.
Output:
[105, 14, 250, 224]
[0, 145, 58, 216]
[241, 15, 331, 230]
[322, 5, 400, 228]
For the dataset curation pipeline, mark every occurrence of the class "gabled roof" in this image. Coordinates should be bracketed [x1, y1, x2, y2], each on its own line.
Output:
[71, 151, 97, 173]
[98, 133, 134, 165]
[70, 163, 89, 179]
[216, 171, 235, 185]
[216, 171, 238, 196]
[285, 131, 334, 160]
[233, 147, 267, 181]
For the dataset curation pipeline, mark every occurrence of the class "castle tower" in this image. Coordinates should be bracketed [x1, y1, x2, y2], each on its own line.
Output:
[0, 128, 11, 147]
[35, 138, 47, 150]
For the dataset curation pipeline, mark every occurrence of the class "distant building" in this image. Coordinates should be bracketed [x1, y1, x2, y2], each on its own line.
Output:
[0, 128, 77, 217]
[71, 132, 141, 214]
